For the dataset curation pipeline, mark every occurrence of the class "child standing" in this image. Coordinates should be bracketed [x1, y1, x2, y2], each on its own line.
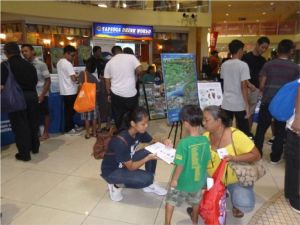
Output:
[165, 105, 211, 225]
[79, 58, 100, 139]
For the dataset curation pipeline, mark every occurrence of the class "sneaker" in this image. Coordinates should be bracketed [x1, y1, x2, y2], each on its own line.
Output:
[74, 125, 84, 132]
[143, 183, 167, 196]
[65, 129, 81, 136]
[291, 206, 300, 214]
[267, 137, 274, 145]
[270, 158, 282, 165]
[108, 184, 123, 202]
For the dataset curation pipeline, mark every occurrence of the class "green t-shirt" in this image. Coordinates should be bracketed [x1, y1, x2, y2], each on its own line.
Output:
[174, 136, 211, 193]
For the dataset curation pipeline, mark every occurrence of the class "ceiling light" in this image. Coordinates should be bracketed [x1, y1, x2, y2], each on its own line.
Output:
[270, 2, 274, 6]
[228, 4, 231, 7]
[256, 19, 260, 22]
[262, 12, 266, 15]
[0, 33, 6, 39]
[122, 3, 127, 8]
[176, 3, 180, 11]
[224, 20, 227, 23]
[66, 36, 74, 40]
[225, 13, 229, 16]
[297, 11, 300, 14]
[98, 3, 107, 8]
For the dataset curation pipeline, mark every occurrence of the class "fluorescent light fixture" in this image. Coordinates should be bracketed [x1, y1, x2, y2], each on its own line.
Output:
[122, 3, 127, 8]
[176, 3, 180, 11]
[262, 12, 266, 15]
[225, 13, 229, 16]
[0, 33, 6, 39]
[98, 3, 107, 8]
[66, 36, 74, 40]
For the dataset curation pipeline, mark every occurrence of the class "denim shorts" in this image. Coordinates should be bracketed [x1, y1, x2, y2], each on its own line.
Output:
[165, 188, 202, 207]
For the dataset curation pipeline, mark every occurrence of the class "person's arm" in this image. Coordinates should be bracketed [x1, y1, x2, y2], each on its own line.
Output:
[123, 153, 158, 171]
[105, 78, 111, 95]
[38, 78, 50, 103]
[241, 80, 250, 118]
[169, 165, 183, 188]
[135, 65, 143, 77]
[291, 86, 300, 134]
[224, 146, 261, 163]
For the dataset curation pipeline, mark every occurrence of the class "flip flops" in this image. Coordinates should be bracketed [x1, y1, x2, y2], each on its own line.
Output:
[232, 207, 244, 218]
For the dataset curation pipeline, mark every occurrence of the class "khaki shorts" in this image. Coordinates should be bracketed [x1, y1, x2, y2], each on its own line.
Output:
[248, 89, 260, 115]
[165, 188, 202, 207]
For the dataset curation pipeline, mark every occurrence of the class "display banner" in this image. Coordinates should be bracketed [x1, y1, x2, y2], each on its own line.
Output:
[161, 53, 199, 123]
[197, 82, 223, 110]
[210, 31, 219, 51]
[93, 23, 153, 40]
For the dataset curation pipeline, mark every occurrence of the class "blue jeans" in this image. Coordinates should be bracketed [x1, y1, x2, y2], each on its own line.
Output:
[227, 183, 255, 213]
[102, 149, 157, 189]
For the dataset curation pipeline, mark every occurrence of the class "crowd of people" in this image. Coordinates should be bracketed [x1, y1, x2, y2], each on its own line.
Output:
[1, 35, 299, 225]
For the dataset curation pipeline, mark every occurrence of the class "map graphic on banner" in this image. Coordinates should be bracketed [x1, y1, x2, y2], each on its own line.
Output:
[197, 82, 223, 110]
[161, 53, 199, 123]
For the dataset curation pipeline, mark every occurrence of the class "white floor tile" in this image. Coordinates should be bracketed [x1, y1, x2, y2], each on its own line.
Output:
[36, 176, 107, 214]
[82, 216, 136, 225]
[1, 198, 31, 225]
[9, 205, 86, 225]
[1, 164, 27, 184]
[91, 188, 163, 225]
[2, 170, 65, 203]
[71, 158, 102, 180]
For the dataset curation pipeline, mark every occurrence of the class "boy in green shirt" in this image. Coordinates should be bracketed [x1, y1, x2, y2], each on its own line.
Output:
[165, 105, 211, 225]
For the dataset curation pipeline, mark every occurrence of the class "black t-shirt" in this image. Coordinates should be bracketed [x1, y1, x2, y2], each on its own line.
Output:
[101, 130, 152, 177]
[242, 52, 266, 88]
[1, 55, 38, 92]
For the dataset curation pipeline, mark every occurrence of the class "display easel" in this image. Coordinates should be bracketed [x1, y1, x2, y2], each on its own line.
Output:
[168, 121, 183, 147]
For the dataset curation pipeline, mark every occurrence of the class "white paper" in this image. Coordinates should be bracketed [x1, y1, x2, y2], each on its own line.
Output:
[197, 82, 223, 110]
[217, 148, 228, 159]
[207, 177, 214, 190]
[145, 142, 176, 164]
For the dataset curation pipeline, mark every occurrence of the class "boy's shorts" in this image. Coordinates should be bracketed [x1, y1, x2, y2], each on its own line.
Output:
[165, 188, 202, 207]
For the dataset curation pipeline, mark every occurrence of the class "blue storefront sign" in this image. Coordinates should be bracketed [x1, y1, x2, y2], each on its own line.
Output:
[93, 23, 153, 40]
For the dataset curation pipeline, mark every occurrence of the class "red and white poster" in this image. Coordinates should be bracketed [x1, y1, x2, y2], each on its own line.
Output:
[210, 31, 219, 51]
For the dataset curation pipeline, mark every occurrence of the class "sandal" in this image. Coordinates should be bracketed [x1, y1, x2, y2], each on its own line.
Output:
[84, 134, 90, 139]
[186, 207, 193, 221]
[232, 207, 244, 218]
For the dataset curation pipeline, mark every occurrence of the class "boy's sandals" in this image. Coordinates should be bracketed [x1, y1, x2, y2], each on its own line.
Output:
[186, 207, 193, 221]
[232, 207, 244, 218]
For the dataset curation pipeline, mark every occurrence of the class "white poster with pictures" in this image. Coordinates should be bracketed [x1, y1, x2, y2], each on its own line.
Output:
[197, 82, 223, 110]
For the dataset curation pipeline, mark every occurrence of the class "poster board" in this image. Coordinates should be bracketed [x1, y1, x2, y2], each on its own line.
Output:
[139, 83, 166, 120]
[161, 53, 199, 123]
[0, 44, 44, 63]
[77, 45, 91, 66]
[197, 82, 223, 110]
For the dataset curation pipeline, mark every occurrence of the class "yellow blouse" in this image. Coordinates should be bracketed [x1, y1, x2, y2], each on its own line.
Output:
[203, 127, 255, 185]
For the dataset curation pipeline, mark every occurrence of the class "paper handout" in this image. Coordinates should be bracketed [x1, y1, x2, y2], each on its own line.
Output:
[145, 142, 176, 164]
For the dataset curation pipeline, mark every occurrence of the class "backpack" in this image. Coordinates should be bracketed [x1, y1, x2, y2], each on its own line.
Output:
[92, 128, 128, 159]
[1, 61, 27, 113]
[269, 79, 300, 121]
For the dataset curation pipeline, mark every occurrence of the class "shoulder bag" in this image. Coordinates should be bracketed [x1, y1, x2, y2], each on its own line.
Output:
[1, 61, 27, 113]
[229, 130, 266, 186]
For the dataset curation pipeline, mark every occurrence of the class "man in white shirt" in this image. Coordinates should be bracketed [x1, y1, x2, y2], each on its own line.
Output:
[21, 44, 51, 141]
[104, 46, 142, 128]
[57, 45, 79, 135]
[221, 39, 251, 137]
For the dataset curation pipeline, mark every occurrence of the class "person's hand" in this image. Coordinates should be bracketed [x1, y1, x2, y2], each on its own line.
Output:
[38, 95, 44, 103]
[169, 179, 177, 188]
[146, 153, 158, 161]
[291, 118, 300, 136]
[223, 155, 236, 162]
[163, 139, 173, 148]
[244, 105, 250, 119]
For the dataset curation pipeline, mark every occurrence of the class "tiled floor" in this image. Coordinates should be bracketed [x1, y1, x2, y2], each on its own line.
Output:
[1, 119, 299, 225]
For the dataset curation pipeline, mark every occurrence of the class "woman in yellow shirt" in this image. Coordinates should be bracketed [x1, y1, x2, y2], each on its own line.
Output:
[202, 105, 261, 218]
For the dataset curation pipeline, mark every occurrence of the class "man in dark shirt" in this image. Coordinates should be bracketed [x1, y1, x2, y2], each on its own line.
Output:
[254, 39, 299, 163]
[1, 42, 39, 161]
[242, 36, 270, 129]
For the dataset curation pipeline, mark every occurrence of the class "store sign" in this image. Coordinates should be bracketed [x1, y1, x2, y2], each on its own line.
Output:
[93, 23, 153, 40]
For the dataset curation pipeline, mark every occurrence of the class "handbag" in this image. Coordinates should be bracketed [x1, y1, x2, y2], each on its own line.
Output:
[1, 61, 27, 113]
[73, 71, 96, 113]
[199, 159, 227, 225]
[230, 130, 266, 187]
